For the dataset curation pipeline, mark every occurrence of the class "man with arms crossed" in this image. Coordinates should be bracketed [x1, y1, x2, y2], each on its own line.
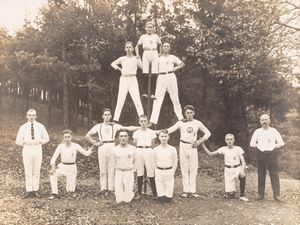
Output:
[16, 108, 49, 198]
[250, 114, 284, 202]
[167, 105, 211, 198]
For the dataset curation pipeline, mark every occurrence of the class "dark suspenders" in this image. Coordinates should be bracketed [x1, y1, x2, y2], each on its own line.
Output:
[99, 123, 114, 141]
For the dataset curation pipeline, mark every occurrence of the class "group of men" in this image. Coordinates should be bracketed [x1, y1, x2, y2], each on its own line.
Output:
[16, 107, 284, 204]
[15, 21, 285, 204]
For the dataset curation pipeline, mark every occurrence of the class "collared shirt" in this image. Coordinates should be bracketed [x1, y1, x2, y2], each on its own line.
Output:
[137, 34, 161, 50]
[154, 144, 178, 171]
[217, 146, 244, 166]
[250, 127, 284, 151]
[16, 121, 49, 147]
[50, 142, 92, 165]
[133, 128, 156, 147]
[111, 55, 142, 76]
[167, 119, 211, 143]
[158, 54, 183, 73]
[86, 123, 122, 142]
[113, 144, 137, 170]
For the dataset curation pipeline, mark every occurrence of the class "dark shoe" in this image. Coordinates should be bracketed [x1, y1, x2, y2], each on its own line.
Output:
[23, 192, 33, 199]
[274, 196, 283, 203]
[32, 191, 39, 197]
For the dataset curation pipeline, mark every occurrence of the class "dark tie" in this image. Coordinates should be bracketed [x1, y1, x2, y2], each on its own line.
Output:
[31, 123, 35, 140]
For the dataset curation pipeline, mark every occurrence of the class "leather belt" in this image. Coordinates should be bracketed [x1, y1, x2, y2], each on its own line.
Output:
[116, 168, 133, 172]
[225, 164, 241, 168]
[137, 146, 152, 149]
[180, 140, 193, 144]
[103, 140, 115, 143]
[143, 48, 157, 51]
[157, 166, 172, 170]
[159, 71, 173, 75]
[122, 74, 136, 77]
[62, 162, 76, 165]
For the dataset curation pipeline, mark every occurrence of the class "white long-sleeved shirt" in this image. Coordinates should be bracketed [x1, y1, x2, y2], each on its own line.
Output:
[154, 144, 178, 172]
[16, 121, 49, 147]
[217, 146, 244, 166]
[111, 55, 142, 76]
[167, 119, 211, 143]
[113, 144, 137, 170]
[50, 142, 92, 165]
[250, 127, 284, 151]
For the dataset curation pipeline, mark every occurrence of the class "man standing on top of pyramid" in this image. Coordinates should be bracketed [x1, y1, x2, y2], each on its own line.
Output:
[135, 21, 162, 99]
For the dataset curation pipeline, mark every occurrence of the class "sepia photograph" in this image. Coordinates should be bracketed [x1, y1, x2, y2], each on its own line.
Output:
[0, 0, 299, 224]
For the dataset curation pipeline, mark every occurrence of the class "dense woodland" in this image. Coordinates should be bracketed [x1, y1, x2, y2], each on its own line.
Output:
[0, 0, 299, 175]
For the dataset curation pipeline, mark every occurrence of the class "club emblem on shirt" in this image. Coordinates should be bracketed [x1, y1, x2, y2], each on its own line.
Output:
[233, 156, 237, 161]
[186, 127, 194, 133]
[166, 61, 169, 65]
[150, 40, 153, 44]
[104, 127, 110, 134]
[268, 139, 271, 143]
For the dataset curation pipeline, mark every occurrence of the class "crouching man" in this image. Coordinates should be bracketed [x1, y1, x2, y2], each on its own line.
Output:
[113, 129, 137, 204]
[49, 130, 93, 199]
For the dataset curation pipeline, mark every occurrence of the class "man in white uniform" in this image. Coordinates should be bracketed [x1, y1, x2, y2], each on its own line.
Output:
[113, 129, 137, 204]
[49, 130, 93, 199]
[135, 21, 161, 98]
[250, 114, 284, 202]
[167, 105, 211, 198]
[133, 115, 157, 198]
[85, 108, 138, 194]
[16, 108, 49, 198]
[153, 130, 178, 203]
[111, 41, 144, 122]
[149, 42, 185, 126]
[202, 134, 250, 202]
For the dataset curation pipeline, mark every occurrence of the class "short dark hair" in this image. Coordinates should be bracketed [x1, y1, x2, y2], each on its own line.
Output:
[102, 108, 112, 115]
[62, 129, 72, 135]
[125, 41, 134, 47]
[139, 114, 148, 120]
[183, 105, 195, 113]
[158, 129, 168, 135]
[115, 129, 129, 138]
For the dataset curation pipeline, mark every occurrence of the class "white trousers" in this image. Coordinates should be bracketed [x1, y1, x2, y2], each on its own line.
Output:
[22, 146, 42, 192]
[179, 142, 198, 193]
[50, 163, 77, 194]
[155, 168, 175, 198]
[113, 76, 144, 121]
[142, 50, 158, 74]
[98, 143, 115, 191]
[224, 166, 242, 192]
[150, 74, 183, 124]
[136, 149, 155, 177]
[115, 169, 134, 203]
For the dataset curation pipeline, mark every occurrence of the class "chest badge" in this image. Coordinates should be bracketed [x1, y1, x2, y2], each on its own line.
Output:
[186, 127, 194, 133]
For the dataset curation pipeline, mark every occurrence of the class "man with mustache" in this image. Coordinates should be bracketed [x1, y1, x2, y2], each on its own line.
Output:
[250, 114, 284, 202]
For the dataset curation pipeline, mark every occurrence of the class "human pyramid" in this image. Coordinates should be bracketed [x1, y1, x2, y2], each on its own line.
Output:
[16, 21, 285, 205]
